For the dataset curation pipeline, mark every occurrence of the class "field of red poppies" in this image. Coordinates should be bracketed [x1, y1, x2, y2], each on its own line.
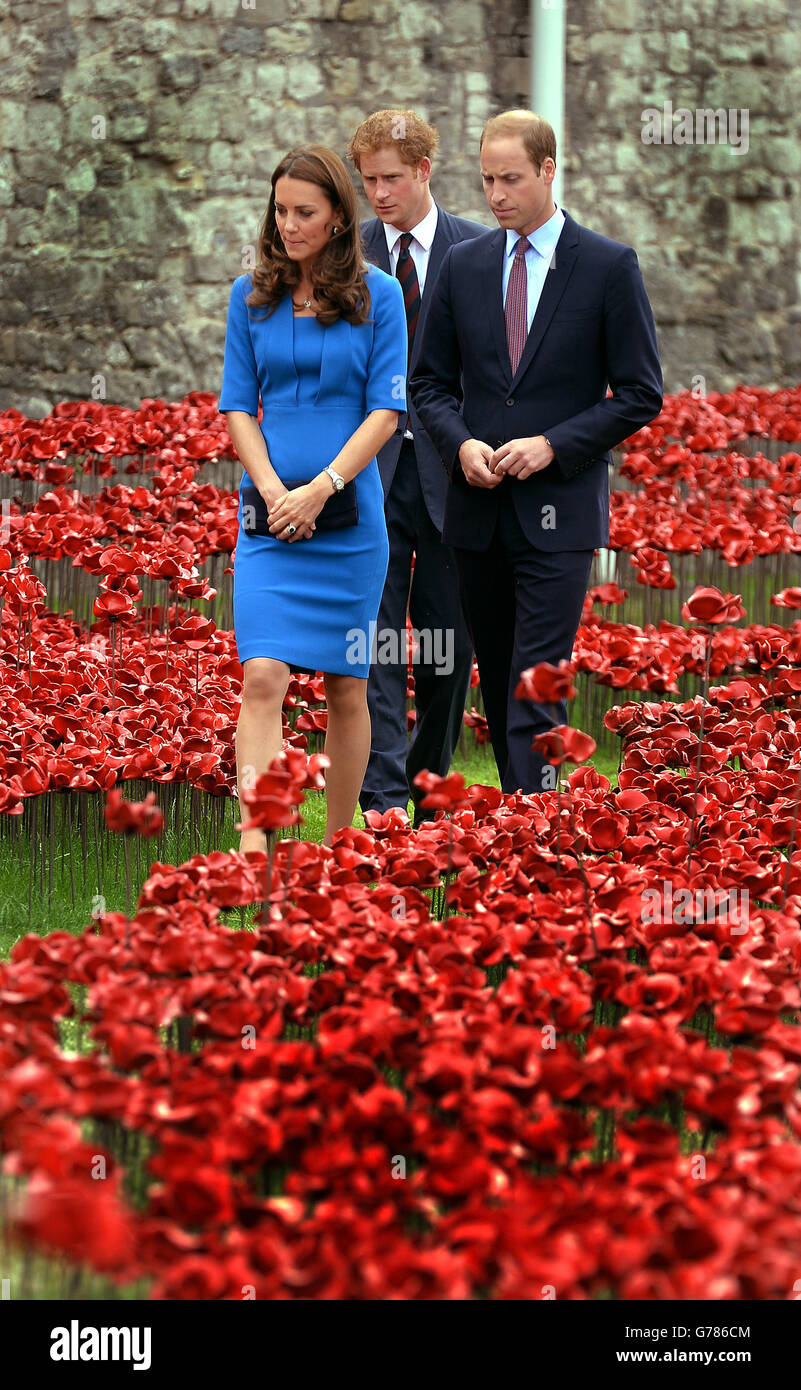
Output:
[1, 386, 800, 1299]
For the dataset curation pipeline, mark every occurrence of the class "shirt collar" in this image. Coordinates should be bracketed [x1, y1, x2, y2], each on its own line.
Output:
[505, 203, 565, 261]
[383, 200, 439, 257]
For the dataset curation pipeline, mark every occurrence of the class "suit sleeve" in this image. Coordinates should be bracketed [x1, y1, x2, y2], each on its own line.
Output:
[544, 248, 663, 479]
[408, 246, 473, 478]
[218, 276, 261, 415]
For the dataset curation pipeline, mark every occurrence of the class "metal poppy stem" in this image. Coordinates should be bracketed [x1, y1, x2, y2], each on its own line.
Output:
[164, 581, 170, 673]
[563, 790, 600, 960]
[265, 830, 277, 911]
[109, 622, 116, 712]
[28, 797, 36, 925]
[123, 832, 132, 917]
[687, 629, 712, 875]
[443, 816, 454, 921]
[555, 773, 561, 874]
[780, 758, 801, 912]
[280, 831, 295, 916]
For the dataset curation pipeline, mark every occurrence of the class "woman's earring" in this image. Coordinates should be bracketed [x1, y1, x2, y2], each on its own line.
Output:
[332, 225, 339, 235]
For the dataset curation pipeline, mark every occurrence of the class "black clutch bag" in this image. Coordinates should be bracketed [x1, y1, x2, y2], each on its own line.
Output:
[240, 478, 358, 535]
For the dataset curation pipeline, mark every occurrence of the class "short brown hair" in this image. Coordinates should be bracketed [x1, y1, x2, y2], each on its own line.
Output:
[480, 109, 556, 172]
[348, 109, 439, 172]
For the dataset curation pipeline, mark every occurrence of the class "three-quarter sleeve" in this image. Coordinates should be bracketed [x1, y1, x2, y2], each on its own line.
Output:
[364, 272, 408, 414]
[218, 275, 261, 415]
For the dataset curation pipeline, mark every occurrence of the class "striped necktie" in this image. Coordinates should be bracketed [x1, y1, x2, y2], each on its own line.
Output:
[505, 234, 531, 375]
[396, 232, 421, 357]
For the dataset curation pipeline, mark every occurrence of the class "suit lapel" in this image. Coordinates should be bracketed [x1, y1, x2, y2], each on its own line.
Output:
[361, 217, 391, 274]
[363, 208, 454, 380]
[480, 212, 581, 389]
[481, 228, 513, 386]
[409, 206, 449, 373]
[509, 212, 579, 389]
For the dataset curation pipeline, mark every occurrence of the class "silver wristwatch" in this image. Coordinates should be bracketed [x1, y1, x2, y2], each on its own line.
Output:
[324, 464, 345, 492]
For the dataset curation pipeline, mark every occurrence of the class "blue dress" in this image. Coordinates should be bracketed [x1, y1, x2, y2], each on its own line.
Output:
[218, 266, 408, 677]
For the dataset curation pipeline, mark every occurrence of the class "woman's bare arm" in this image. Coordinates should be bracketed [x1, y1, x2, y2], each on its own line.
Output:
[326, 408, 399, 484]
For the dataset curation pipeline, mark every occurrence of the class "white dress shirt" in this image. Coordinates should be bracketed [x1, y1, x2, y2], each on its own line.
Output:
[383, 201, 440, 439]
[502, 202, 565, 331]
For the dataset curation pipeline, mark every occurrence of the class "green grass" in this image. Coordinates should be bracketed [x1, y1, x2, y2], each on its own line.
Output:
[0, 737, 619, 1300]
[0, 1217, 152, 1302]
[0, 743, 619, 956]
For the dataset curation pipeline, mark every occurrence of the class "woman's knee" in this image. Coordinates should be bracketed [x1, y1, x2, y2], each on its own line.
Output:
[241, 658, 289, 707]
[324, 673, 367, 714]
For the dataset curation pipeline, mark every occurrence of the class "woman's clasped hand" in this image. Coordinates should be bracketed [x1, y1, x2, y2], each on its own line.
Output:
[266, 481, 324, 542]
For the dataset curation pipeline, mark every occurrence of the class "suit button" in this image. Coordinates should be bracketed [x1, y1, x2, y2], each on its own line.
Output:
[506, 397, 514, 406]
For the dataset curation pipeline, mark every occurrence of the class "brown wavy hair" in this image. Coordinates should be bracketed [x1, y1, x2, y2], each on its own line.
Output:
[245, 145, 371, 327]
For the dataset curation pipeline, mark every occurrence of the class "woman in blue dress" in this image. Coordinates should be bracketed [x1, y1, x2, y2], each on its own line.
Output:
[218, 145, 408, 851]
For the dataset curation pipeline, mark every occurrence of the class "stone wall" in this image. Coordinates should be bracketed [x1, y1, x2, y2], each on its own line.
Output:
[0, 0, 798, 414]
[565, 0, 801, 396]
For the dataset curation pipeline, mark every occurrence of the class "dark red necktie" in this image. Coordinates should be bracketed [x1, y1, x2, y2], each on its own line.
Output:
[505, 234, 531, 375]
[396, 232, 421, 357]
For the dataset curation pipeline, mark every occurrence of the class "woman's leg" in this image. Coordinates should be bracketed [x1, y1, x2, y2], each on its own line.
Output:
[235, 656, 291, 853]
[321, 671, 371, 848]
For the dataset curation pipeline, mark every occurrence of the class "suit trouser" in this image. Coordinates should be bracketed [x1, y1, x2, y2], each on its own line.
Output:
[454, 486, 594, 795]
[360, 440, 474, 816]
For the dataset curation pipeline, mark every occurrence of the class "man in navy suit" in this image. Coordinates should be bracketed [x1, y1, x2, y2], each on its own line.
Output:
[409, 109, 663, 795]
[347, 110, 487, 824]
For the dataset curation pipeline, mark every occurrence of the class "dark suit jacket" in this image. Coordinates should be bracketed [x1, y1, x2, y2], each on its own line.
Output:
[360, 205, 487, 533]
[408, 210, 663, 551]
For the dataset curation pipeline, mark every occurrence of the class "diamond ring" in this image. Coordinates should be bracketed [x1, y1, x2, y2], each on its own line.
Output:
[287, 524, 297, 536]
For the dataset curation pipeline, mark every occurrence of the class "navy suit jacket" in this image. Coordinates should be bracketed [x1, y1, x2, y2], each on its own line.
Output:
[360, 206, 487, 533]
[408, 210, 663, 551]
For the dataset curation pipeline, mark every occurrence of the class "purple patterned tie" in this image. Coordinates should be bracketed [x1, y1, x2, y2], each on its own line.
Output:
[396, 232, 421, 357]
[505, 235, 531, 375]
